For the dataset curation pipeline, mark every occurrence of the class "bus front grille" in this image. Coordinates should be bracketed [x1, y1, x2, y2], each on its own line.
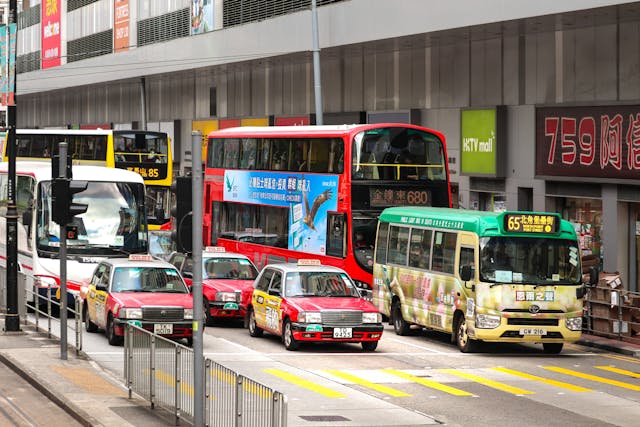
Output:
[143, 307, 184, 322]
[507, 318, 559, 326]
[322, 311, 363, 327]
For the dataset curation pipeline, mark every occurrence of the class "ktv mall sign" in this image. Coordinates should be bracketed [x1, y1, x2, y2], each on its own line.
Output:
[42, 0, 61, 69]
[536, 105, 640, 179]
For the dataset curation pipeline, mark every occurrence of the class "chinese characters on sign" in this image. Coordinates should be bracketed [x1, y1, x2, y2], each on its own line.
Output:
[114, 0, 130, 53]
[503, 214, 559, 234]
[370, 188, 429, 207]
[536, 105, 640, 179]
[41, 0, 62, 69]
[515, 291, 554, 302]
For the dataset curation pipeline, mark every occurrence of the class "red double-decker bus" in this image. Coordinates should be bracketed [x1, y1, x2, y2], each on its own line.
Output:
[201, 123, 451, 291]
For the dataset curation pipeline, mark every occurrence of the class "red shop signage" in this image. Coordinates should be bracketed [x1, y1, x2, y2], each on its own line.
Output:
[536, 105, 640, 179]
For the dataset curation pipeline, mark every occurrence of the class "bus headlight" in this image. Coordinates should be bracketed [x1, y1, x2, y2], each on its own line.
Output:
[566, 316, 582, 331]
[299, 312, 322, 323]
[184, 308, 194, 320]
[119, 308, 143, 319]
[475, 313, 501, 329]
[362, 312, 382, 323]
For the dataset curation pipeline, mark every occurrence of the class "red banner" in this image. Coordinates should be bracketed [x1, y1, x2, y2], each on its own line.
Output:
[41, 0, 62, 69]
[274, 116, 311, 126]
[114, 0, 130, 53]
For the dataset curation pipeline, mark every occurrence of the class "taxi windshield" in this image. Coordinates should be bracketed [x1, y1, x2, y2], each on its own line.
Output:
[203, 258, 258, 280]
[284, 272, 359, 298]
[112, 267, 188, 293]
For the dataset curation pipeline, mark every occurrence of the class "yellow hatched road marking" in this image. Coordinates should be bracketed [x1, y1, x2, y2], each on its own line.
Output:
[595, 366, 640, 379]
[543, 366, 640, 391]
[491, 367, 592, 392]
[323, 370, 411, 397]
[439, 369, 535, 395]
[383, 369, 474, 396]
[265, 369, 347, 398]
[603, 354, 640, 365]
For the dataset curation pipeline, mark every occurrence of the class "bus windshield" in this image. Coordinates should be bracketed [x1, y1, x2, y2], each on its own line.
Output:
[37, 181, 148, 255]
[479, 237, 581, 285]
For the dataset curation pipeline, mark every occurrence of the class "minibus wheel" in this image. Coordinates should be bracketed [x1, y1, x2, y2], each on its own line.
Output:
[455, 315, 477, 353]
[542, 343, 563, 354]
[392, 301, 410, 336]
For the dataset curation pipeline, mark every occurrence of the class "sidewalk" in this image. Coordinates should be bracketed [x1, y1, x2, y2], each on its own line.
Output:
[1, 322, 639, 427]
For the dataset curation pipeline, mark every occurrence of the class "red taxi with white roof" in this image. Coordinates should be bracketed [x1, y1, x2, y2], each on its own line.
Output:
[168, 247, 259, 325]
[80, 254, 194, 346]
[247, 260, 383, 351]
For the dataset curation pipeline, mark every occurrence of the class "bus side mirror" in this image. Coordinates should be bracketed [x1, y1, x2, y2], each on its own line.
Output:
[588, 266, 599, 286]
[460, 265, 472, 282]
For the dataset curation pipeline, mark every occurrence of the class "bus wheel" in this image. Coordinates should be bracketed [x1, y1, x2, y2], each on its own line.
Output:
[392, 301, 410, 336]
[543, 343, 563, 354]
[455, 315, 477, 353]
[84, 304, 98, 333]
[283, 320, 300, 351]
[248, 308, 263, 337]
[106, 314, 123, 346]
[361, 341, 378, 352]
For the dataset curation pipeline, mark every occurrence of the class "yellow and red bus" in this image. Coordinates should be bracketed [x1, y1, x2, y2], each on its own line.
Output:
[1, 129, 172, 230]
[200, 124, 451, 291]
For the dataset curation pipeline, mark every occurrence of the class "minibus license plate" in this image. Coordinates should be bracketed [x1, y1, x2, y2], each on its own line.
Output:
[333, 328, 352, 338]
[519, 328, 546, 336]
[154, 323, 173, 335]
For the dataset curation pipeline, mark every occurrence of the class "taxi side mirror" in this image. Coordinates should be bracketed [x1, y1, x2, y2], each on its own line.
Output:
[96, 283, 107, 292]
[269, 289, 281, 297]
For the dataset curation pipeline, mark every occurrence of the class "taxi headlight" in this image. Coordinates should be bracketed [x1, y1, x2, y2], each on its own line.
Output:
[299, 311, 322, 323]
[216, 292, 237, 302]
[362, 312, 382, 323]
[119, 308, 143, 319]
[566, 316, 582, 331]
[475, 313, 500, 329]
[184, 308, 194, 320]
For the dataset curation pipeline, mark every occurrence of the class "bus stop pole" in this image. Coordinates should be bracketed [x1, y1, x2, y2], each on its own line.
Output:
[58, 143, 68, 361]
[191, 131, 204, 426]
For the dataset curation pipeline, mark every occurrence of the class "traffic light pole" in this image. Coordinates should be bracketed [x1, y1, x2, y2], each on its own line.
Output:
[58, 143, 68, 360]
[3, 0, 20, 332]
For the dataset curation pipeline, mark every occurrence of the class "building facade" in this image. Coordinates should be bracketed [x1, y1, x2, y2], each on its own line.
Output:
[11, 0, 640, 291]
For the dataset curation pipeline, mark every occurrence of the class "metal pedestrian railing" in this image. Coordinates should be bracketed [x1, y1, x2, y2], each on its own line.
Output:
[124, 324, 288, 426]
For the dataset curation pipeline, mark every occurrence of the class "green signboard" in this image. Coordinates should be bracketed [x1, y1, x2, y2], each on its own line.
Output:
[460, 108, 503, 176]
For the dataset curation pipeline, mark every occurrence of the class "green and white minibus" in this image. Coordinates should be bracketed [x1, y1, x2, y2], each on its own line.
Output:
[372, 207, 598, 353]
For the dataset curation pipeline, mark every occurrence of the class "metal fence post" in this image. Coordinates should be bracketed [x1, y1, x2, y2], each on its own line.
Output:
[33, 281, 39, 331]
[236, 376, 244, 427]
[46, 286, 52, 337]
[175, 345, 181, 425]
[75, 297, 82, 352]
[150, 334, 156, 409]
[204, 359, 211, 426]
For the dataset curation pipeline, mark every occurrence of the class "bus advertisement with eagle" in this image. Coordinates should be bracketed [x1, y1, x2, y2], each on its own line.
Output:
[198, 123, 451, 293]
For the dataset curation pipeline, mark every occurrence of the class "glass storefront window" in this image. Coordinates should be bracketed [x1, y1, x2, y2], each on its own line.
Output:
[562, 198, 602, 259]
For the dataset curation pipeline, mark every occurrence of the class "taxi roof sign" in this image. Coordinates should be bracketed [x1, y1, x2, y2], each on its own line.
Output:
[205, 246, 226, 253]
[129, 254, 154, 261]
[298, 259, 322, 266]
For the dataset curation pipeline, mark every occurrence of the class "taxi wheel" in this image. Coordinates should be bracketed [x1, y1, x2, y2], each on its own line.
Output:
[455, 315, 477, 353]
[248, 308, 263, 337]
[106, 314, 123, 346]
[283, 320, 300, 351]
[361, 341, 378, 352]
[542, 343, 563, 354]
[83, 304, 98, 333]
[392, 301, 410, 336]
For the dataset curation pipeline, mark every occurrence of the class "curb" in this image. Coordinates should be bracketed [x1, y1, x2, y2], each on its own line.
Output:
[0, 352, 100, 427]
[577, 338, 640, 358]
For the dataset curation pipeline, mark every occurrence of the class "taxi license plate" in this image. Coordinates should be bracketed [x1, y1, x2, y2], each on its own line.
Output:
[154, 323, 173, 335]
[519, 328, 547, 336]
[333, 328, 352, 339]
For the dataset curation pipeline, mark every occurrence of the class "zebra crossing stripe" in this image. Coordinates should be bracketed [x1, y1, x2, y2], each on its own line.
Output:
[542, 366, 640, 391]
[491, 367, 592, 392]
[595, 366, 640, 379]
[603, 354, 640, 365]
[383, 369, 474, 396]
[439, 369, 535, 395]
[264, 369, 347, 398]
[323, 370, 411, 397]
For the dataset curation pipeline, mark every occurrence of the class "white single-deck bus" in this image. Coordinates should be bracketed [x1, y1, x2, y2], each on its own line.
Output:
[0, 161, 148, 308]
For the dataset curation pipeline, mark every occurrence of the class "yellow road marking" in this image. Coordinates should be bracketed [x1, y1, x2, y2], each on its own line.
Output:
[595, 366, 640, 379]
[265, 369, 347, 398]
[603, 354, 640, 365]
[543, 366, 640, 391]
[51, 366, 125, 396]
[439, 369, 535, 395]
[383, 369, 474, 396]
[323, 370, 411, 397]
[491, 367, 592, 392]
[154, 369, 194, 396]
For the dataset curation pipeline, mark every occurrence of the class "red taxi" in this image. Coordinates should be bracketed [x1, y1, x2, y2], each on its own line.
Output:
[168, 247, 259, 325]
[247, 260, 383, 351]
[80, 254, 194, 346]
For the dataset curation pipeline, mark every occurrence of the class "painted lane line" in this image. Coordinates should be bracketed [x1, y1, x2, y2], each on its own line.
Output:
[491, 367, 592, 392]
[594, 365, 640, 379]
[439, 369, 535, 395]
[264, 368, 347, 398]
[383, 369, 474, 396]
[542, 366, 640, 391]
[322, 370, 411, 397]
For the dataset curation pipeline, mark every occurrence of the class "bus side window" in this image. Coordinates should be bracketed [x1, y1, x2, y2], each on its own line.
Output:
[388, 225, 409, 266]
[459, 247, 475, 278]
[375, 222, 389, 264]
[432, 231, 457, 274]
[409, 228, 432, 269]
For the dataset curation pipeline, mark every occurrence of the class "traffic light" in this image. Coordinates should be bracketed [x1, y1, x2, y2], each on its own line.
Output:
[52, 178, 89, 226]
[171, 175, 193, 253]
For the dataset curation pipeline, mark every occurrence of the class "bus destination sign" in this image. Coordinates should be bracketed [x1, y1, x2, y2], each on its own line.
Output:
[503, 213, 559, 234]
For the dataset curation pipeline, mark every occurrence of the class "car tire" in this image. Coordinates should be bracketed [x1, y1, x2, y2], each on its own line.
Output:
[392, 300, 410, 336]
[84, 304, 98, 333]
[106, 314, 123, 346]
[455, 315, 477, 353]
[203, 298, 213, 326]
[248, 308, 263, 337]
[361, 341, 378, 352]
[542, 343, 563, 354]
[283, 319, 300, 351]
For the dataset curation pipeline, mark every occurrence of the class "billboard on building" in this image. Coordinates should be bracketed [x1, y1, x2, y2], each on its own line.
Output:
[114, 0, 130, 53]
[460, 107, 506, 177]
[41, 0, 62, 69]
[191, 0, 214, 35]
